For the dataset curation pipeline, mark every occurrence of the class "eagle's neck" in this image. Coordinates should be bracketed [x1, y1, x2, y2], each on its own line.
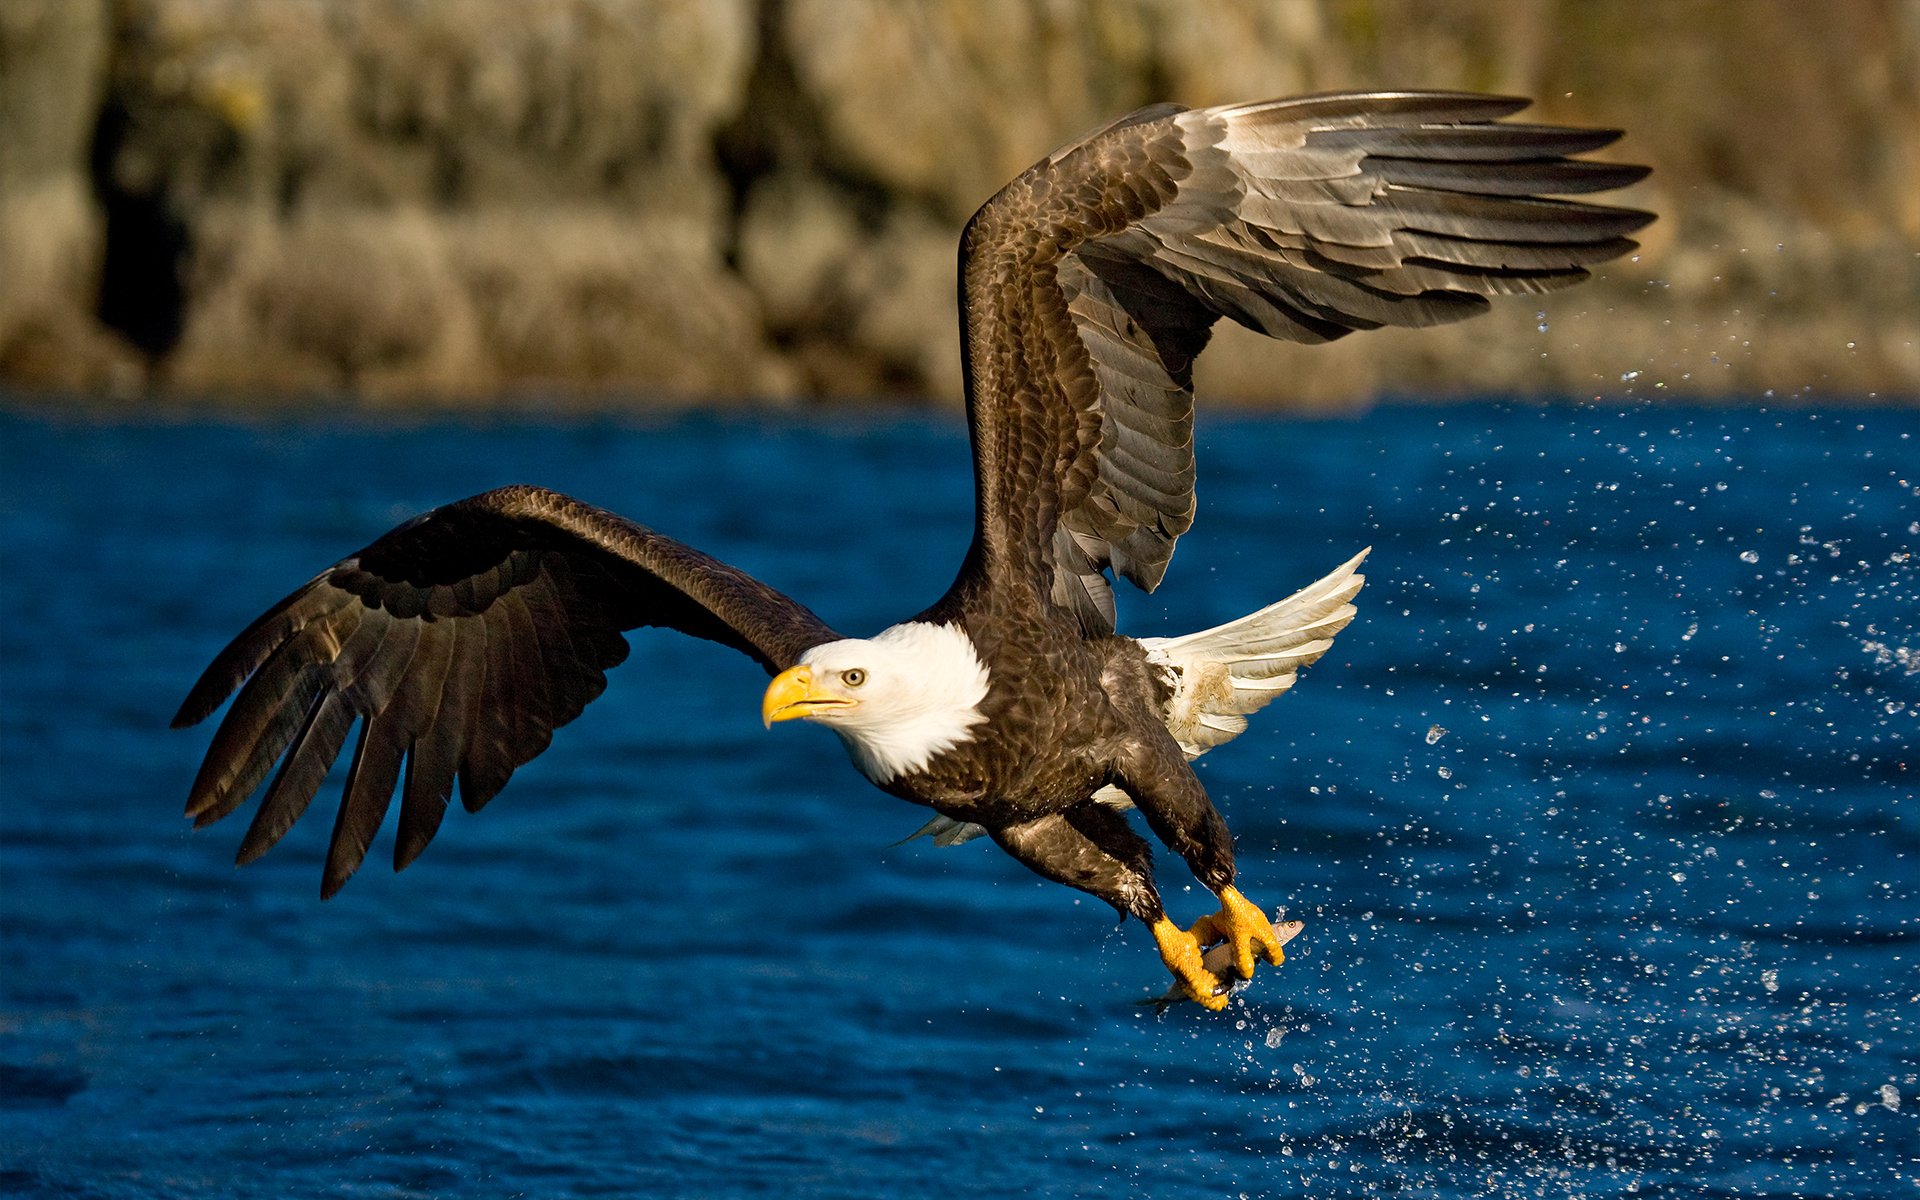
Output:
[831, 622, 990, 784]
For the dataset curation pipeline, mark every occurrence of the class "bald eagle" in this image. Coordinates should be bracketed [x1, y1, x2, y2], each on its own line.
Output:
[175, 92, 1649, 1009]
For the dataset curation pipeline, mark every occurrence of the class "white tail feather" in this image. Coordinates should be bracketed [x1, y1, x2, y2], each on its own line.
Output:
[1140, 548, 1367, 756]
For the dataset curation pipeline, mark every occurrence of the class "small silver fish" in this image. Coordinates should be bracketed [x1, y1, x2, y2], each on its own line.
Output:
[1142, 919, 1305, 1012]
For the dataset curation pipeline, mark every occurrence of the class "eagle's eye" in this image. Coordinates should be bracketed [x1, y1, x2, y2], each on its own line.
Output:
[841, 668, 867, 688]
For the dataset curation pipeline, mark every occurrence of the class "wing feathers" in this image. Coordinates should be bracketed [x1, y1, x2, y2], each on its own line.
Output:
[321, 613, 435, 896]
[1376, 188, 1652, 244]
[1213, 91, 1531, 128]
[172, 581, 346, 729]
[238, 687, 354, 865]
[395, 618, 478, 871]
[1370, 156, 1651, 196]
[185, 655, 331, 827]
[176, 485, 839, 893]
[324, 713, 405, 896]
[1398, 230, 1641, 270]
[500, 590, 556, 763]
[957, 92, 1649, 630]
[460, 597, 525, 814]
[1305, 123, 1625, 161]
[185, 600, 364, 826]
[236, 608, 412, 864]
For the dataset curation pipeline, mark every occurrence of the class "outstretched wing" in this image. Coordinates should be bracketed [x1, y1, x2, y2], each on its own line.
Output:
[953, 91, 1652, 632]
[173, 484, 838, 896]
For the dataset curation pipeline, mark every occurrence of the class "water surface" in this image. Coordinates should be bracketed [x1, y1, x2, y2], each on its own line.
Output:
[2, 402, 1915, 1197]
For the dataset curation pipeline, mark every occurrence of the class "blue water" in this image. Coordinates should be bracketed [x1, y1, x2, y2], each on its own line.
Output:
[2, 402, 1915, 1198]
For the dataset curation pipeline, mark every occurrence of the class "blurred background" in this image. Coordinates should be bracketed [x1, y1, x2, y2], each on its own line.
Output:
[2, 0, 1916, 412]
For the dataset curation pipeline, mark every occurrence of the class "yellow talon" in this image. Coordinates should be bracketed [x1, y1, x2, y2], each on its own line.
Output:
[1213, 885, 1285, 979]
[1150, 916, 1229, 1011]
[1186, 909, 1227, 946]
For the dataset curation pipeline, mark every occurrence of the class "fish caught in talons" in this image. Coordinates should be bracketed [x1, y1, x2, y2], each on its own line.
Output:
[1144, 918, 1304, 1012]
[1188, 885, 1289, 980]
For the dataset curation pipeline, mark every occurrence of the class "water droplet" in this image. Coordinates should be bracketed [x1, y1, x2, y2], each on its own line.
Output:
[1739, 550, 1760, 564]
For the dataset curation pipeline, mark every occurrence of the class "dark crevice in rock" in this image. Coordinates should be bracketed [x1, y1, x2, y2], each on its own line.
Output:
[85, 3, 244, 377]
[711, 0, 975, 399]
[714, 0, 933, 263]
[87, 95, 190, 370]
[714, 0, 812, 274]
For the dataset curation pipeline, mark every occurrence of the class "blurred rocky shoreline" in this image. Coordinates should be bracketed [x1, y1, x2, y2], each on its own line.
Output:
[3, 0, 1915, 411]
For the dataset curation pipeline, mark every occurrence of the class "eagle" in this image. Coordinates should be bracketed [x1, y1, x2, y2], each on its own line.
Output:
[174, 92, 1650, 1009]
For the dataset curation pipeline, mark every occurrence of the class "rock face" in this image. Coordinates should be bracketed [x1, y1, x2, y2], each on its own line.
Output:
[0, 1, 136, 389]
[1, 0, 1916, 407]
[73, 0, 779, 402]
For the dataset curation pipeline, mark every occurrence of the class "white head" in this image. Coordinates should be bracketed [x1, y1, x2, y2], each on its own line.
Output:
[761, 622, 991, 783]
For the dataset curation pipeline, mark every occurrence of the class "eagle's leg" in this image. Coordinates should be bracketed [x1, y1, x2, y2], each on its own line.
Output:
[987, 803, 1230, 1011]
[1118, 739, 1286, 982]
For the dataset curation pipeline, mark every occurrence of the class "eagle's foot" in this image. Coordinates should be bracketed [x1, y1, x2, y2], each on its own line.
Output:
[1193, 886, 1286, 980]
[1150, 915, 1230, 1011]
[1185, 909, 1228, 947]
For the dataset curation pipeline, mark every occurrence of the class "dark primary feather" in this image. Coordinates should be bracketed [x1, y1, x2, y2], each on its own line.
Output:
[952, 90, 1653, 633]
[174, 485, 838, 896]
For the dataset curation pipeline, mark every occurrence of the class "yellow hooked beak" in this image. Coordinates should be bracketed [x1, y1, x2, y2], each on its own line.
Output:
[762, 665, 856, 727]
